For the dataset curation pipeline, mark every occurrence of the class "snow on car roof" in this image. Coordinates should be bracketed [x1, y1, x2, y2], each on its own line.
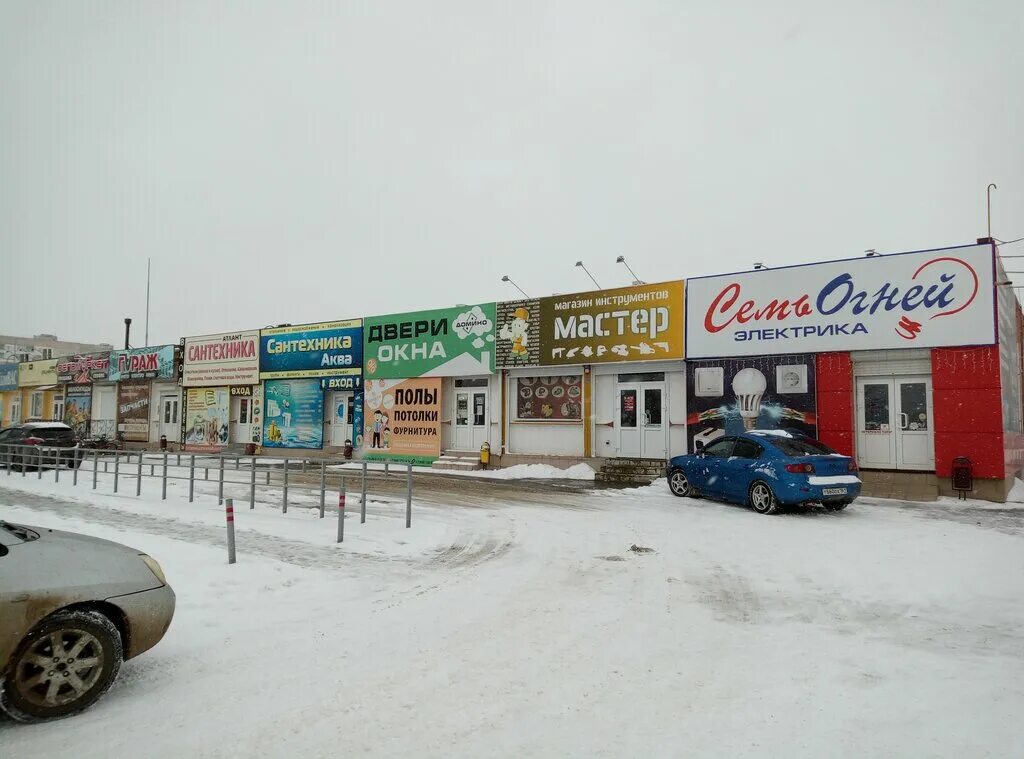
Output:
[22, 422, 72, 429]
[747, 429, 795, 438]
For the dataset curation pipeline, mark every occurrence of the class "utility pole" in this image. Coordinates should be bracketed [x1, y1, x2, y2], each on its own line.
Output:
[145, 258, 151, 347]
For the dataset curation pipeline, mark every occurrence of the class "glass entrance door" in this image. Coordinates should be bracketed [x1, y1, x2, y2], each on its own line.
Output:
[856, 376, 934, 470]
[161, 395, 180, 443]
[231, 396, 251, 444]
[617, 382, 666, 458]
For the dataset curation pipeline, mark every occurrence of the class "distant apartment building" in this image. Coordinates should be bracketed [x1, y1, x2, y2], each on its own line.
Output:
[0, 334, 113, 363]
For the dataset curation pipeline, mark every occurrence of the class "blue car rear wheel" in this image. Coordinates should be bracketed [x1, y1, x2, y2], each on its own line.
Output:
[749, 481, 779, 515]
[668, 470, 691, 498]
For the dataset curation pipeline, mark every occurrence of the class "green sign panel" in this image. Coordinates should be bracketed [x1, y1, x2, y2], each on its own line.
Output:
[363, 303, 496, 378]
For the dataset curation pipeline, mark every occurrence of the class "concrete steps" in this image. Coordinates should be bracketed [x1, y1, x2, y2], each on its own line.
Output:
[858, 470, 938, 502]
[595, 457, 666, 487]
[432, 452, 482, 472]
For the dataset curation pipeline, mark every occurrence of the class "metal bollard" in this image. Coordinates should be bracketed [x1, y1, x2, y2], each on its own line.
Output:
[282, 459, 289, 513]
[361, 461, 367, 524]
[384, 460, 389, 478]
[337, 480, 346, 543]
[113, 451, 119, 491]
[177, 453, 181, 467]
[235, 456, 240, 470]
[218, 457, 224, 505]
[301, 459, 307, 474]
[162, 451, 168, 500]
[54, 448, 60, 483]
[189, 455, 196, 503]
[406, 462, 412, 528]
[150, 462, 155, 476]
[73, 449, 79, 486]
[319, 460, 326, 518]
[266, 468, 271, 486]
[205, 464, 209, 480]
[92, 449, 98, 488]
[250, 456, 256, 510]
[5, 446, 10, 477]
[38, 447, 43, 480]
[136, 451, 143, 496]
[225, 498, 236, 564]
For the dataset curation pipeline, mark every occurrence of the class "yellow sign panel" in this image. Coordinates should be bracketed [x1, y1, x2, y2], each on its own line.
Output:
[19, 359, 59, 387]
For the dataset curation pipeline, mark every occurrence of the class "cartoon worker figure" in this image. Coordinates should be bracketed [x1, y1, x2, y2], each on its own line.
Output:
[371, 410, 384, 448]
[499, 307, 531, 358]
[382, 416, 392, 449]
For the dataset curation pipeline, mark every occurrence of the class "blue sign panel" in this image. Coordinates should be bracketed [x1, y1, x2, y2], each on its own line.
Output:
[259, 320, 362, 384]
[262, 378, 324, 449]
[0, 362, 18, 391]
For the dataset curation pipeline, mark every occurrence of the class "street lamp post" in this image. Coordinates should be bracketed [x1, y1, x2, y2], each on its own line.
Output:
[500, 275, 529, 298]
[615, 255, 644, 285]
[574, 261, 601, 289]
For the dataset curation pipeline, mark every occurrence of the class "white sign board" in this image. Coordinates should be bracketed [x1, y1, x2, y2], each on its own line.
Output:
[686, 244, 995, 358]
[182, 330, 260, 387]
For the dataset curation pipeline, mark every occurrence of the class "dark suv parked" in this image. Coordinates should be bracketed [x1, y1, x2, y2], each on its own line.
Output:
[0, 423, 83, 470]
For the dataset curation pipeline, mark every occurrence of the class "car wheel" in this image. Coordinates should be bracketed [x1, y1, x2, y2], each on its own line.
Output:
[749, 481, 780, 515]
[0, 609, 123, 723]
[668, 469, 691, 498]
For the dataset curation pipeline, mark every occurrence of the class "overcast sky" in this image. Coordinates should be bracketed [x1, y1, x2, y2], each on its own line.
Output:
[1, 1, 1021, 348]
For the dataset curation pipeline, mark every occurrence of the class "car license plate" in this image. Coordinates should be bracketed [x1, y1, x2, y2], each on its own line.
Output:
[822, 487, 847, 496]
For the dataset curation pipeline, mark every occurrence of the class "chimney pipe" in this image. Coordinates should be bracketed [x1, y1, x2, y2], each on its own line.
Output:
[124, 318, 132, 350]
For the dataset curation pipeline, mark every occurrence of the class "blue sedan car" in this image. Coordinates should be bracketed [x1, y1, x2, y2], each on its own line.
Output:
[666, 430, 861, 514]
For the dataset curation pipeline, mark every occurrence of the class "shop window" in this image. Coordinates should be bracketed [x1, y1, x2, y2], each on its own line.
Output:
[863, 383, 890, 431]
[515, 376, 582, 421]
[29, 392, 43, 419]
[52, 398, 64, 422]
[473, 393, 486, 426]
[644, 388, 662, 426]
[456, 394, 469, 426]
[620, 389, 637, 428]
[239, 398, 250, 425]
[11, 398, 21, 424]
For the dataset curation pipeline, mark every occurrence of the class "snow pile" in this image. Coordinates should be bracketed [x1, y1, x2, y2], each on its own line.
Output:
[480, 463, 596, 481]
[1006, 478, 1024, 503]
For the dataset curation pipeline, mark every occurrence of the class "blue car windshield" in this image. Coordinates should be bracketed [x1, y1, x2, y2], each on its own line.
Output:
[770, 437, 836, 457]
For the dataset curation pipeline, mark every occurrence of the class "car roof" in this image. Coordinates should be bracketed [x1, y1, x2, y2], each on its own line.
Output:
[22, 422, 73, 430]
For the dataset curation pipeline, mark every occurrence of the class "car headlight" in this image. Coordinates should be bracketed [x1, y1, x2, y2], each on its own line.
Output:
[140, 554, 167, 585]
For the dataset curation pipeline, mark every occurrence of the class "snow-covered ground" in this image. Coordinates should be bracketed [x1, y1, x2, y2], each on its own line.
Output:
[1, 469, 1023, 758]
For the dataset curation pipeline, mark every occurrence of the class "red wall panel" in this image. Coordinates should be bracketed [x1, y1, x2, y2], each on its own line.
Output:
[931, 346, 1004, 478]
[816, 352, 854, 457]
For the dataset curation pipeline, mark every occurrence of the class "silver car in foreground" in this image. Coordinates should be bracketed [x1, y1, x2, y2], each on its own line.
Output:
[0, 521, 175, 722]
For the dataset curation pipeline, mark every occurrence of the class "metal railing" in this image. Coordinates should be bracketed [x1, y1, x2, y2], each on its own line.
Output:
[0, 445, 416, 528]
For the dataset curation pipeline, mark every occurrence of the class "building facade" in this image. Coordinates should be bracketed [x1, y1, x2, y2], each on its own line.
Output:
[0, 334, 113, 363]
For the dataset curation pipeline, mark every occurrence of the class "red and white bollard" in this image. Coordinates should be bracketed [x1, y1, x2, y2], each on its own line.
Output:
[226, 498, 236, 564]
[337, 484, 346, 544]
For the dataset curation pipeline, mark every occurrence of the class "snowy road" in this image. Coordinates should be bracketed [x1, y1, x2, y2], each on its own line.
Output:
[1, 472, 1023, 758]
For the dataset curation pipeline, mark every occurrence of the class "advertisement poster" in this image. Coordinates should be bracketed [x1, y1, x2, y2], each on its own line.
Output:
[364, 304, 495, 379]
[262, 378, 324, 449]
[496, 281, 685, 367]
[109, 345, 177, 381]
[363, 377, 441, 464]
[352, 391, 364, 448]
[64, 385, 93, 436]
[260, 320, 362, 386]
[183, 387, 230, 452]
[18, 359, 58, 387]
[182, 330, 260, 387]
[117, 381, 151, 442]
[685, 354, 817, 452]
[0, 362, 19, 391]
[686, 243, 996, 358]
[55, 354, 110, 384]
[515, 376, 583, 420]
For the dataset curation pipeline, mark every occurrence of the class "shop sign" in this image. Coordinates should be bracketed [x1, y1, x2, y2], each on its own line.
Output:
[260, 320, 363, 383]
[263, 378, 324, 449]
[19, 359, 58, 387]
[230, 385, 253, 397]
[496, 281, 685, 368]
[0, 362, 17, 391]
[64, 385, 92, 436]
[363, 377, 441, 464]
[109, 345, 177, 381]
[686, 355, 817, 452]
[686, 243, 996, 358]
[55, 353, 110, 384]
[117, 381, 151, 442]
[182, 387, 230, 452]
[182, 330, 260, 387]
[364, 304, 495, 379]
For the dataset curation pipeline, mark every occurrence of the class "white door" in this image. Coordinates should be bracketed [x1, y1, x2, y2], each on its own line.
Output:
[160, 395, 180, 441]
[641, 385, 667, 459]
[231, 396, 252, 444]
[92, 385, 116, 437]
[329, 391, 353, 446]
[470, 390, 488, 449]
[454, 391, 472, 450]
[856, 376, 934, 471]
[618, 385, 641, 457]
[10, 396, 21, 424]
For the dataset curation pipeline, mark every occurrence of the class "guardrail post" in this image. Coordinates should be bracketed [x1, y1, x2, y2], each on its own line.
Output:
[177, 452, 181, 467]
[162, 451, 168, 500]
[282, 458, 289, 513]
[54, 448, 60, 482]
[384, 460, 389, 479]
[250, 457, 256, 510]
[92, 449, 98, 488]
[37, 447, 43, 480]
[73, 448, 79, 486]
[5, 446, 10, 477]
[337, 479, 346, 543]
[319, 460, 326, 518]
[113, 451, 119, 491]
[301, 458, 307, 474]
[218, 456, 225, 505]
[226, 498, 236, 565]
[235, 456, 240, 471]
[361, 461, 367, 524]
[189, 454, 196, 502]
[266, 467, 271, 486]
[136, 451, 143, 496]
[406, 462, 412, 528]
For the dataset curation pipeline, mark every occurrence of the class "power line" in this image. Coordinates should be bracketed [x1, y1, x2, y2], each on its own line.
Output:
[996, 236, 1024, 247]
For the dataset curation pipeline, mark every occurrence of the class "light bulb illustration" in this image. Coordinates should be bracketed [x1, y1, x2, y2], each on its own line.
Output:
[732, 367, 767, 430]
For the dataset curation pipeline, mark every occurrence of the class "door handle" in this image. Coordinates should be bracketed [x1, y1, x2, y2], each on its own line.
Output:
[899, 412, 908, 430]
